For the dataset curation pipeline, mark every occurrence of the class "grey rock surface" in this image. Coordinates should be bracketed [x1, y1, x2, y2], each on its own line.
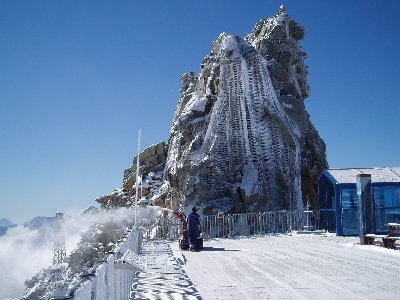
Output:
[96, 142, 168, 208]
[97, 6, 327, 215]
[164, 6, 328, 214]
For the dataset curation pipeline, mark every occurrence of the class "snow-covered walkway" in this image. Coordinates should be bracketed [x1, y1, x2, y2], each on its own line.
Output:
[171, 234, 400, 300]
[130, 240, 201, 300]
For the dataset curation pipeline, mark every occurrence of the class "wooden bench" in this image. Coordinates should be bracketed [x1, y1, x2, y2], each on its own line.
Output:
[382, 236, 400, 249]
[387, 223, 400, 235]
[364, 234, 387, 245]
[363, 223, 400, 248]
[383, 223, 400, 249]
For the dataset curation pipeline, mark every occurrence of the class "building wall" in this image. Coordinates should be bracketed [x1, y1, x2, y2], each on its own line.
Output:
[373, 184, 400, 232]
[318, 172, 400, 236]
[318, 174, 336, 232]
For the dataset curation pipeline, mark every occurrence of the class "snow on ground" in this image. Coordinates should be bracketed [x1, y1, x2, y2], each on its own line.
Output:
[170, 234, 400, 300]
[130, 240, 201, 299]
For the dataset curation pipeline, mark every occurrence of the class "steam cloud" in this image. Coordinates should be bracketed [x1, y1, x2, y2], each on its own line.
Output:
[0, 206, 163, 299]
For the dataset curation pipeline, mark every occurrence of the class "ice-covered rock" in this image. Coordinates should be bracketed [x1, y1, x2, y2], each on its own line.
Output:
[164, 7, 327, 214]
[81, 205, 99, 215]
[245, 7, 328, 209]
[21, 264, 70, 299]
[96, 142, 168, 208]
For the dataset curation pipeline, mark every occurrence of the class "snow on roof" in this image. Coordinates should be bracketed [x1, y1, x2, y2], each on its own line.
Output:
[326, 167, 400, 184]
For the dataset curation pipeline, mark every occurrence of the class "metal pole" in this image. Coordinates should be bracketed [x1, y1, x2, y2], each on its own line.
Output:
[356, 174, 372, 244]
[135, 129, 141, 225]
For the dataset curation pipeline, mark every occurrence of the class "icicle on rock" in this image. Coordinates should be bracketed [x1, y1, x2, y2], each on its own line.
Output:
[164, 7, 328, 214]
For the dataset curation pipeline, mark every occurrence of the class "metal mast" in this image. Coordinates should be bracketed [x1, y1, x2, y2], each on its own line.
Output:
[134, 129, 141, 225]
[53, 212, 66, 265]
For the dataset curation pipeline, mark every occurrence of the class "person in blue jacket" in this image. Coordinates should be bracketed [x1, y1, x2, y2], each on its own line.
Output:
[186, 206, 201, 251]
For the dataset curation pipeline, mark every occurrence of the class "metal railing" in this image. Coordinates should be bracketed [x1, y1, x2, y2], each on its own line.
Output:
[50, 229, 143, 300]
[145, 210, 321, 240]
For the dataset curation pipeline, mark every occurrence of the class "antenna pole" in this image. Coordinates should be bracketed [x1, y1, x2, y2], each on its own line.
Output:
[135, 129, 141, 225]
[53, 212, 66, 265]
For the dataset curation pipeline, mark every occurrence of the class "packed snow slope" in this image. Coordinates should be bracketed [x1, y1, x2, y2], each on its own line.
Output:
[171, 235, 400, 300]
[164, 6, 327, 214]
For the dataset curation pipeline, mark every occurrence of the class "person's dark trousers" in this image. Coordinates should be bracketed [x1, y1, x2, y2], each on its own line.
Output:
[188, 229, 198, 249]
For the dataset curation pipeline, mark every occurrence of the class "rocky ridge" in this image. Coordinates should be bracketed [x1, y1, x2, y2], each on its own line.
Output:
[96, 142, 168, 208]
[163, 6, 327, 214]
[245, 7, 327, 209]
[98, 6, 327, 215]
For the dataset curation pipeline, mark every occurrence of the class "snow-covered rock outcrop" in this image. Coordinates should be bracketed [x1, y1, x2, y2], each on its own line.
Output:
[164, 6, 327, 214]
[96, 142, 167, 208]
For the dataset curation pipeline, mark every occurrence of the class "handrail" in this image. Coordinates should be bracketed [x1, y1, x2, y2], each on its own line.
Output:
[146, 210, 321, 240]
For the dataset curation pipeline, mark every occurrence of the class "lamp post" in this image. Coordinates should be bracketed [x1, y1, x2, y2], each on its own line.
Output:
[134, 129, 141, 225]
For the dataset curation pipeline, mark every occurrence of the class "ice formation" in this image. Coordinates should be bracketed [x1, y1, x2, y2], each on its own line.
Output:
[164, 6, 327, 214]
[92, 7, 327, 217]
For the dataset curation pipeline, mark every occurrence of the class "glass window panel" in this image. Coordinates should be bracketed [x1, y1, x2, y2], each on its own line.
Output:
[393, 188, 400, 207]
[319, 176, 335, 209]
[342, 189, 357, 209]
[384, 188, 394, 207]
[374, 187, 385, 208]
[374, 208, 386, 232]
[386, 208, 400, 223]
[374, 186, 400, 232]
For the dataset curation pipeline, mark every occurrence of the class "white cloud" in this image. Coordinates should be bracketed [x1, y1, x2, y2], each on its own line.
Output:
[0, 206, 166, 298]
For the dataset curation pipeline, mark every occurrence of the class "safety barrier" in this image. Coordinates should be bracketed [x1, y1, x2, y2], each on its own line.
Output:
[145, 210, 321, 240]
[50, 229, 143, 300]
[51, 210, 320, 299]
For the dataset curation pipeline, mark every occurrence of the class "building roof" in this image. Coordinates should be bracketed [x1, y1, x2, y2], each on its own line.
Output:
[324, 167, 400, 184]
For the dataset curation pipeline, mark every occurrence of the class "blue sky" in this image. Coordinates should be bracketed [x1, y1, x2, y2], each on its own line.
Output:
[1, 0, 399, 224]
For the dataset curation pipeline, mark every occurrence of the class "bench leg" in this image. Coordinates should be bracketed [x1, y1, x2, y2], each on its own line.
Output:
[383, 238, 395, 249]
[364, 237, 374, 245]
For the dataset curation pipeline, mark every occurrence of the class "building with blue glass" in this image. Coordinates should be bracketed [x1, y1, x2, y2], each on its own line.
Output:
[318, 167, 400, 236]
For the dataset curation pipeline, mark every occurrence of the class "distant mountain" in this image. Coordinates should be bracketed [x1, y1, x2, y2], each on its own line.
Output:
[24, 216, 57, 230]
[0, 227, 7, 236]
[0, 218, 14, 227]
[0, 218, 16, 237]
[81, 205, 98, 215]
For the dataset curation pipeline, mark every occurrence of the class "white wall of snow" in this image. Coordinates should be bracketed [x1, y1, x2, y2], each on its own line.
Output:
[72, 280, 91, 300]
[53, 228, 142, 300]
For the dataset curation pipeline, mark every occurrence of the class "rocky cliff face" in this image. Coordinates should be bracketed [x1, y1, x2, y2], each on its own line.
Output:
[245, 6, 328, 209]
[164, 6, 328, 214]
[96, 142, 168, 208]
[96, 6, 327, 215]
